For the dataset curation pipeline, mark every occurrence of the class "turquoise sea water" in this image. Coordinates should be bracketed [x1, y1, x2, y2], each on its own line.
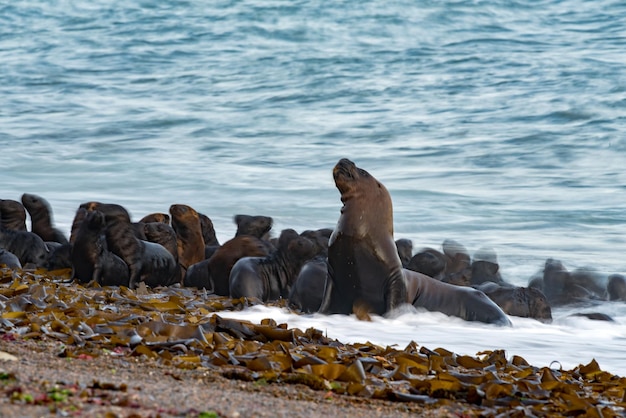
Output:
[2, 0, 626, 374]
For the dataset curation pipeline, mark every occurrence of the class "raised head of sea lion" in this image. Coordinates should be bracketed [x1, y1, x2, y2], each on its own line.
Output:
[80, 201, 132, 224]
[407, 248, 447, 280]
[0, 199, 27, 231]
[21, 193, 68, 245]
[169, 204, 206, 272]
[139, 213, 170, 224]
[395, 238, 413, 268]
[199, 213, 220, 247]
[318, 158, 407, 316]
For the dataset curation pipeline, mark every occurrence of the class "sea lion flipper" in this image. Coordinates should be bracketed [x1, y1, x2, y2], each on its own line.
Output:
[386, 268, 408, 312]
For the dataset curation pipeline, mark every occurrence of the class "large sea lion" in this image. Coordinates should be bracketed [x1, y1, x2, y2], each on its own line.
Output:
[404, 269, 511, 326]
[318, 158, 407, 316]
[170, 204, 205, 274]
[0, 199, 27, 231]
[229, 229, 317, 301]
[21, 193, 68, 245]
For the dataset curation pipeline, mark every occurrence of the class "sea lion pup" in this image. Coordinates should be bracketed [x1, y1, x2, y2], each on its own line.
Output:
[607, 274, 626, 301]
[318, 158, 407, 316]
[169, 204, 205, 275]
[474, 281, 552, 323]
[404, 269, 511, 326]
[103, 209, 178, 288]
[0, 224, 49, 268]
[139, 213, 170, 224]
[202, 236, 273, 295]
[407, 248, 447, 280]
[395, 239, 413, 268]
[0, 199, 27, 231]
[21, 193, 69, 245]
[71, 210, 129, 286]
[289, 258, 327, 313]
[0, 249, 21, 269]
[234, 214, 273, 240]
[470, 246, 504, 286]
[441, 239, 471, 285]
[229, 229, 317, 301]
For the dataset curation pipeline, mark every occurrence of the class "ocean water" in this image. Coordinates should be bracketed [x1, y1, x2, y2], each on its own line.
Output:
[2, 0, 626, 375]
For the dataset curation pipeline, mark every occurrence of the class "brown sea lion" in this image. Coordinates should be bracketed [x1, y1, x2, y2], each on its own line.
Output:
[205, 235, 273, 296]
[21, 193, 69, 245]
[441, 239, 471, 285]
[318, 158, 407, 316]
[234, 214, 273, 239]
[139, 213, 170, 224]
[607, 274, 626, 301]
[170, 204, 205, 273]
[404, 269, 511, 326]
[70, 210, 129, 286]
[474, 281, 552, 323]
[80, 201, 131, 223]
[229, 229, 317, 300]
[0, 199, 27, 231]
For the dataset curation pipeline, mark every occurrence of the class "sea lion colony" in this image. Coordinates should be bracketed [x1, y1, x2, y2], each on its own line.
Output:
[0, 158, 623, 325]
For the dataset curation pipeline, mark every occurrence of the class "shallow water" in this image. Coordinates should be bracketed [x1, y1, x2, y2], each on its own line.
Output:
[2, 0, 626, 375]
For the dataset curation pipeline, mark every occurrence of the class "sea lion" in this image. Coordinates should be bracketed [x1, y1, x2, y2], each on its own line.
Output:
[0, 225, 48, 268]
[404, 269, 511, 326]
[199, 213, 220, 247]
[0, 199, 27, 231]
[474, 281, 552, 323]
[606, 274, 626, 301]
[143, 221, 182, 284]
[542, 258, 602, 306]
[318, 158, 407, 316]
[139, 213, 170, 224]
[21, 193, 69, 245]
[183, 259, 213, 290]
[69, 207, 88, 244]
[170, 204, 205, 273]
[71, 210, 129, 286]
[206, 235, 273, 296]
[0, 249, 21, 269]
[80, 201, 131, 223]
[441, 239, 471, 285]
[470, 247, 504, 286]
[407, 248, 447, 280]
[395, 239, 413, 268]
[234, 214, 273, 239]
[300, 228, 333, 256]
[229, 229, 317, 301]
[45, 242, 73, 271]
[289, 258, 327, 313]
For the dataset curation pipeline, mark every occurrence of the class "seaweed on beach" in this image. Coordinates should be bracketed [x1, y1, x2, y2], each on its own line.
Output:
[1, 266, 625, 417]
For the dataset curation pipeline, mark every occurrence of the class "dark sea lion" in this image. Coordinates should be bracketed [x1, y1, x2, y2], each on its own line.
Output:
[143, 222, 178, 262]
[69, 207, 88, 244]
[607, 274, 626, 301]
[470, 247, 504, 286]
[139, 213, 170, 224]
[80, 201, 131, 223]
[404, 269, 511, 326]
[300, 228, 333, 256]
[45, 242, 73, 271]
[0, 199, 27, 231]
[441, 239, 471, 285]
[71, 210, 129, 286]
[206, 236, 273, 296]
[199, 213, 220, 247]
[170, 204, 206, 273]
[289, 258, 327, 313]
[138, 240, 179, 288]
[0, 248, 21, 269]
[101, 209, 144, 288]
[542, 258, 602, 306]
[474, 281, 552, 323]
[183, 259, 212, 290]
[395, 239, 413, 268]
[318, 158, 407, 316]
[0, 225, 49, 268]
[21, 193, 69, 245]
[229, 229, 317, 301]
[234, 214, 273, 239]
[407, 248, 447, 280]
[569, 267, 607, 298]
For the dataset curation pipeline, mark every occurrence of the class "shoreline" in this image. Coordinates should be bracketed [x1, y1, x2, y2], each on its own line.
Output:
[0, 268, 625, 417]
